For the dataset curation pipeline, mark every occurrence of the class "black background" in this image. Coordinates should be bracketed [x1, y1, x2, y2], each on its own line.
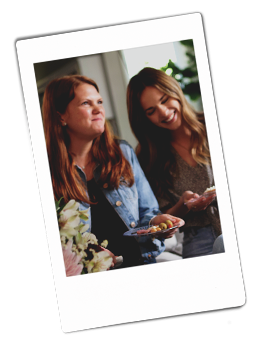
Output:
[0, 10, 253, 335]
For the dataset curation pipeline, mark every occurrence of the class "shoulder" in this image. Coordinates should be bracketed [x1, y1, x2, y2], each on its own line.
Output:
[116, 139, 135, 157]
[117, 139, 133, 150]
[115, 139, 139, 168]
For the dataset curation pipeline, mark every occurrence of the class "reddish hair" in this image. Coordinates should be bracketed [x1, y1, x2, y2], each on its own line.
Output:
[42, 75, 134, 204]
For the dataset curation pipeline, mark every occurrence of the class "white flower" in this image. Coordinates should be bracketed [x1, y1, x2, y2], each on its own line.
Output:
[100, 239, 108, 248]
[75, 223, 89, 235]
[59, 224, 79, 238]
[86, 251, 113, 273]
[75, 231, 98, 250]
[62, 199, 80, 212]
[82, 232, 98, 244]
[58, 200, 80, 238]
[57, 199, 112, 275]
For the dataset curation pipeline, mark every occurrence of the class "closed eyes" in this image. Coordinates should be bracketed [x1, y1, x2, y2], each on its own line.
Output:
[146, 96, 169, 116]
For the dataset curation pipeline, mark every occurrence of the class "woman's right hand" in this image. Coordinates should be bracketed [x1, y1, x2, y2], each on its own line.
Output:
[183, 190, 216, 212]
[182, 190, 199, 204]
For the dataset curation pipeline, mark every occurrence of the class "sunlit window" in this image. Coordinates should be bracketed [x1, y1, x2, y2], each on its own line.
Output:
[122, 41, 202, 111]
[122, 42, 177, 79]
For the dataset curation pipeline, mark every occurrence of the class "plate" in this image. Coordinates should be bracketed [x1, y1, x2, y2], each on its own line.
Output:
[123, 225, 179, 237]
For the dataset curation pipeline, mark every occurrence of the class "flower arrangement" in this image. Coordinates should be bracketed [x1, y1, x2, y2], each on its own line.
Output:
[56, 198, 113, 276]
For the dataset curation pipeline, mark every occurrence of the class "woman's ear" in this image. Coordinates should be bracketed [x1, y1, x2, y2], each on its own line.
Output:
[57, 112, 67, 126]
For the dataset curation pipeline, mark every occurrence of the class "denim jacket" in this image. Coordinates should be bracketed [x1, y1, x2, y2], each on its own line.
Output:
[77, 140, 165, 263]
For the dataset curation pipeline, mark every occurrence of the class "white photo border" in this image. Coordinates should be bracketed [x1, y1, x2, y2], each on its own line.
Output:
[16, 13, 245, 333]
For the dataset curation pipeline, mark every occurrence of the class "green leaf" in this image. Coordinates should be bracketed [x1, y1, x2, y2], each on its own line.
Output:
[55, 197, 64, 212]
[180, 39, 194, 48]
[55, 201, 60, 211]
[79, 214, 89, 221]
[75, 232, 82, 244]
[183, 82, 201, 101]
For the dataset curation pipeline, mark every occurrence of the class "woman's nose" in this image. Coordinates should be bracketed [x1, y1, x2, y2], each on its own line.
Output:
[93, 104, 103, 114]
[158, 104, 169, 117]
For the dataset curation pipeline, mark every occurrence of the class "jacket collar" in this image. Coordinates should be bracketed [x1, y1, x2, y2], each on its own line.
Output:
[75, 162, 101, 183]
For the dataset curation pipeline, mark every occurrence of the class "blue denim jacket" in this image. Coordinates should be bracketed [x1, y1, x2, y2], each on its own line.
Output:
[77, 140, 165, 263]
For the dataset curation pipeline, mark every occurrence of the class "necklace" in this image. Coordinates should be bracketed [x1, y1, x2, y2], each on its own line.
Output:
[80, 159, 93, 170]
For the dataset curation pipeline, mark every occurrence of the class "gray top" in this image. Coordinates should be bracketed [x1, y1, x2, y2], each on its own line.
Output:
[157, 147, 221, 235]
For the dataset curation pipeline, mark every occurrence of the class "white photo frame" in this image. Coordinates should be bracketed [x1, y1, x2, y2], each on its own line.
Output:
[16, 13, 245, 333]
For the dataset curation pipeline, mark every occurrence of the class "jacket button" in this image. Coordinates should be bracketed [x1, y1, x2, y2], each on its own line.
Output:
[103, 183, 108, 188]
[116, 201, 122, 206]
[130, 222, 135, 227]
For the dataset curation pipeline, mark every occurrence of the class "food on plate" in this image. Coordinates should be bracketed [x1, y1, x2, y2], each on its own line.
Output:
[136, 219, 176, 235]
[165, 220, 173, 228]
[204, 186, 216, 194]
[136, 229, 149, 234]
[159, 222, 167, 230]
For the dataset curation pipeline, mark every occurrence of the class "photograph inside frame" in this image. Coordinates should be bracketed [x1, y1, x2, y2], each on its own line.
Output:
[33, 39, 225, 277]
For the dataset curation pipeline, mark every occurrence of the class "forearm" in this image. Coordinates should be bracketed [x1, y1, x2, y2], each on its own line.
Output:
[165, 196, 189, 218]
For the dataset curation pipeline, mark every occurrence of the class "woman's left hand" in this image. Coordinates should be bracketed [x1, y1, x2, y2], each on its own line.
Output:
[150, 214, 185, 239]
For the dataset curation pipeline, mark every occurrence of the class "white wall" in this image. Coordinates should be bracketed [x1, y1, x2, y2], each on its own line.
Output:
[102, 51, 138, 149]
[77, 53, 137, 148]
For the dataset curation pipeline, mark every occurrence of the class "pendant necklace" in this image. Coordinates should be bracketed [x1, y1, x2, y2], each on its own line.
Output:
[80, 160, 92, 170]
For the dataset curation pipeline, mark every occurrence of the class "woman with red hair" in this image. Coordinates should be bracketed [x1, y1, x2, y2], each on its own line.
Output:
[42, 75, 184, 268]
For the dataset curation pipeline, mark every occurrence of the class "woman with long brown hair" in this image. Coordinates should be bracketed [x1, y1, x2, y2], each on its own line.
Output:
[43, 74, 184, 268]
[127, 67, 223, 259]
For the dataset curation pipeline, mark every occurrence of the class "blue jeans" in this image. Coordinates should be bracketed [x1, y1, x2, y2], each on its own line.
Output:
[212, 234, 225, 254]
[183, 225, 217, 259]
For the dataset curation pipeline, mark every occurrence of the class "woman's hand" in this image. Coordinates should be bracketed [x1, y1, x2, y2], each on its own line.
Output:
[150, 214, 185, 239]
[183, 190, 216, 212]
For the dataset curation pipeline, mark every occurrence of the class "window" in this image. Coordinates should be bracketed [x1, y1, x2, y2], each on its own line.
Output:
[122, 42, 177, 79]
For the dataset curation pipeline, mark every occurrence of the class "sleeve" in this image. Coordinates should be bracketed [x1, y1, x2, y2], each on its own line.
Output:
[125, 142, 166, 261]
[129, 143, 161, 225]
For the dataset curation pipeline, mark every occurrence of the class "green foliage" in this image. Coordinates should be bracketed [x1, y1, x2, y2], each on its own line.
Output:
[55, 197, 64, 214]
[160, 40, 201, 102]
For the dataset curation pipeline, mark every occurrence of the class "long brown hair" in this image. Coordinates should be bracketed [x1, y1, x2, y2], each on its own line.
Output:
[127, 67, 210, 197]
[43, 75, 134, 204]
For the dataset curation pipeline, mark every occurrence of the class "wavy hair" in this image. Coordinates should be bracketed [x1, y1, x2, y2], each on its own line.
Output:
[127, 67, 210, 197]
[43, 75, 134, 204]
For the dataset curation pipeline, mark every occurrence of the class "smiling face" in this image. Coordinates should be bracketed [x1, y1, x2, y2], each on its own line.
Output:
[60, 83, 105, 142]
[140, 86, 182, 131]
